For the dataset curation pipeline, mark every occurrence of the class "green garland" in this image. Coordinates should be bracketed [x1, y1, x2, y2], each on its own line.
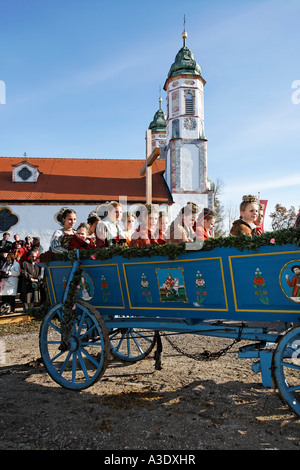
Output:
[40, 227, 300, 265]
[59, 265, 83, 351]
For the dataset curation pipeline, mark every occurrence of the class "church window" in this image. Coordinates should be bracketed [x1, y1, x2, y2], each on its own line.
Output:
[185, 91, 194, 115]
[18, 167, 32, 181]
[0, 207, 19, 232]
[172, 119, 180, 139]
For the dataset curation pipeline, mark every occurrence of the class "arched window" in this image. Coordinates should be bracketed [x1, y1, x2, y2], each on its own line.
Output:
[185, 92, 194, 115]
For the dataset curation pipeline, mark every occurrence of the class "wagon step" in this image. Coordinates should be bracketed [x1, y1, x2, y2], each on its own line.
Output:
[238, 342, 276, 388]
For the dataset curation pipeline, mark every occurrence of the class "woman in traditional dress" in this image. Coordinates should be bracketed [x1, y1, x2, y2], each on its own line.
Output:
[50, 209, 77, 253]
[0, 252, 20, 314]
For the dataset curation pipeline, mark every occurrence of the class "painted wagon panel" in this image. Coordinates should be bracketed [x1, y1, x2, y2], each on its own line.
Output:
[43, 243, 300, 323]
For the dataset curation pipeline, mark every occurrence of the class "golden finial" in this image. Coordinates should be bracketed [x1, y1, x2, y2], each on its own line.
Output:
[159, 86, 162, 109]
[182, 14, 187, 46]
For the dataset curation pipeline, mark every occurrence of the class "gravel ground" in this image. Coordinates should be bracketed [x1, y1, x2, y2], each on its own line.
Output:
[0, 324, 300, 451]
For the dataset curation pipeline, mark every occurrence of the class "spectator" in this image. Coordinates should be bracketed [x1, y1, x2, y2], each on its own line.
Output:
[0, 249, 9, 270]
[0, 252, 20, 314]
[24, 236, 32, 252]
[20, 250, 45, 312]
[31, 236, 44, 255]
[0, 232, 12, 254]
[12, 234, 24, 250]
[11, 240, 25, 263]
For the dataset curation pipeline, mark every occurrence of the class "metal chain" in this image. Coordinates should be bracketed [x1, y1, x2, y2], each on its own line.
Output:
[161, 327, 243, 362]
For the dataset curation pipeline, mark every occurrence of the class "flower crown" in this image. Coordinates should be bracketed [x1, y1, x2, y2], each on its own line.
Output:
[242, 194, 258, 203]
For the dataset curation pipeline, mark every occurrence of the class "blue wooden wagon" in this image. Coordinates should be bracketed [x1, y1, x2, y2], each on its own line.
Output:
[39, 230, 300, 416]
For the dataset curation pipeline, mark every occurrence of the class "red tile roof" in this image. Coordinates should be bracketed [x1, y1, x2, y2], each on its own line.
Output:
[0, 157, 171, 204]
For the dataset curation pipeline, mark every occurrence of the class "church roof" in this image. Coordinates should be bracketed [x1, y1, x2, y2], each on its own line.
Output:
[0, 157, 171, 204]
[167, 45, 202, 79]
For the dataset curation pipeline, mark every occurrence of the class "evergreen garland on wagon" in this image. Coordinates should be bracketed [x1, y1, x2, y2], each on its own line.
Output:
[40, 227, 300, 265]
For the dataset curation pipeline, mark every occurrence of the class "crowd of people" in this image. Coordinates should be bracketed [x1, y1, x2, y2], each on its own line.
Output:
[48, 194, 273, 255]
[0, 234, 45, 314]
[49, 201, 218, 254]
[1, 195, 299, 316]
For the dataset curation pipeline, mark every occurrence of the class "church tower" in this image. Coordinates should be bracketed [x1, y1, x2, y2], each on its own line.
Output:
[163, 28, 214, 210]
[148, 95, 167, 154]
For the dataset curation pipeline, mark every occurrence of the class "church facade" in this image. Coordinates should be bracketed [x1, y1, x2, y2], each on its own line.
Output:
[0, 30, 214, 249]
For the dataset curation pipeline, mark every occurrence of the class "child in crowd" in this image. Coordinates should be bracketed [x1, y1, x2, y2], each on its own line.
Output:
[230, 195, 260, 237]
[11, 240, 25, 263]
[24, 236, 32, 252]
[87, 212, 100, 244]
[121, 211, 136, 244]
[130, 204, 165, 247]
[50, 209, 77, 253]
[67, 223, 95, 250]
[167, 202, 200, 245]
[158, 211, 169, 241]
[196, 208, 216, 241]
[253, 203, 265, 235]
[149, 206, 160, 240]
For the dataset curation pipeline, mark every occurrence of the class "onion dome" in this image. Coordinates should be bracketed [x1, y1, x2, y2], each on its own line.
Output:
[167, 31, 202, 79]
[148, 97, 166, 131]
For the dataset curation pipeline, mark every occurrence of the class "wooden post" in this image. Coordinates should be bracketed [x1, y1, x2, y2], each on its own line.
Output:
[145, 130, 152, 204]
[140, 130, 161, 204]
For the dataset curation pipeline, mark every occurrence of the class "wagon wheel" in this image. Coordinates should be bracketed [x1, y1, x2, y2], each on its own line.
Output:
[39, 300, 110, 390]
[272, 325, 300, 417]
[109, 327, 157, 362]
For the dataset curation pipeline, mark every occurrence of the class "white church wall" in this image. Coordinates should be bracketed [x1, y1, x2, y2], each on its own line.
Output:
[1, 204, 97, 252]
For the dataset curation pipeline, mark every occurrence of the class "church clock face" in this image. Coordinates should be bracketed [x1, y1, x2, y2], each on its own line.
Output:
[183, 117, 196, 130]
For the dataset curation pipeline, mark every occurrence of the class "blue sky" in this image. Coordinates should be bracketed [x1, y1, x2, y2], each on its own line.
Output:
[0, 0, 299, 231]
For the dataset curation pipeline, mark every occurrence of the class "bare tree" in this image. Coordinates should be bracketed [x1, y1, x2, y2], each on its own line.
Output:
[226, 202, 240, 233]
[213, 178, 226, 237]
[269, 204, 298, 230]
